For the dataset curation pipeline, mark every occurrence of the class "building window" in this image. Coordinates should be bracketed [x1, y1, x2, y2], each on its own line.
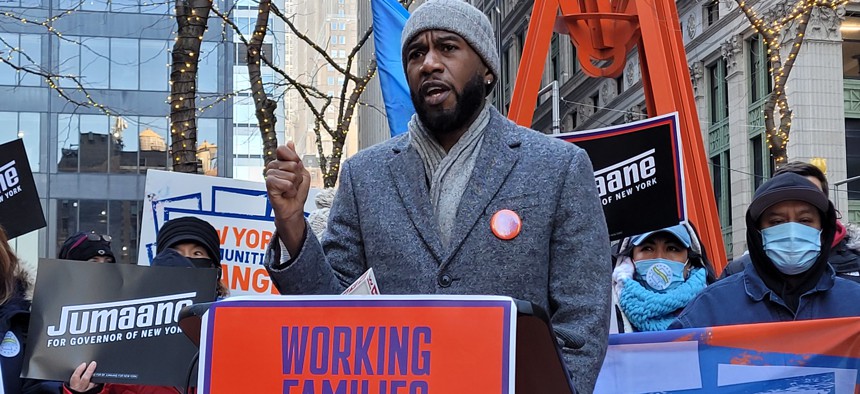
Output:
[708, 59, 729, 125]
[56, 199, 142, 265]
[197, 42, 219, 93]
[235, 42, 273, 65]
[0, 112, 41, 171]
[197, 118, 219, 176]
[57, 114, 173, 174]
[501, 47, 511, 112]
[58, 37, 108, 89]
[57, 37, 170, 91]
[238, 17, 258, 36]
[110, 38, 139, 90]
[708, 58, 731, 253]
[846, 119, 860, 201]
[233, 97, 256, 125]
[138, 116, 170, 174]
[108, 200, 141, 264]
[0, 34, 42, 87]
[749, 35, 773, 190]
[842, 15, 860, 78]
[0, 0, 41, 7]
[235, 0, 255, 9]
[107, 115, 139, 174]
[549, 34, 559, 81]
[749, 35, 772, 104]
[110, 0, 139, 13]
[139, 40, 169, 91]
[705, 0, 719, 27]
[710, 153, 732, 256]
[141, 0, 169, 14]
[750, 134, 772, 190]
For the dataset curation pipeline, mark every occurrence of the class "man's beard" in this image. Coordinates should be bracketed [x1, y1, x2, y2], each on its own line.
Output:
[411, 73, 485, 135]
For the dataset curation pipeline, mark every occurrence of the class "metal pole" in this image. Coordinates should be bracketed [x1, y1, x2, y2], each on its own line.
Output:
[537, 80, 560, 134]
[493, 2, 503, 110]
[833, 175, 860, 213]
[833, 175, 860, 187]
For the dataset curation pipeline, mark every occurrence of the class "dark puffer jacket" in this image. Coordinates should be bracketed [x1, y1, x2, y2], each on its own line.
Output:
[0, 289, 63, 394]
[672, 174, 860, 329]
[721, 221, 860, 283]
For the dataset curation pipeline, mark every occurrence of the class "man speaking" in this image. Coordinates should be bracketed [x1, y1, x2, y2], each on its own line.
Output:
[263, 0, 611, 391]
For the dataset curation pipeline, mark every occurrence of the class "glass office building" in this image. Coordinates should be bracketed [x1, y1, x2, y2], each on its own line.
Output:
[0, 0, 282, 266]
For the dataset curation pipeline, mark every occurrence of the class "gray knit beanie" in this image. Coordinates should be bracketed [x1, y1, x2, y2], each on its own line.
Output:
[401, 0, 500, 85]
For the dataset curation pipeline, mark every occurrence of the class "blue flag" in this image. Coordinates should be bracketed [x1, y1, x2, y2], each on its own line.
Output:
[371, 0, 415, 138]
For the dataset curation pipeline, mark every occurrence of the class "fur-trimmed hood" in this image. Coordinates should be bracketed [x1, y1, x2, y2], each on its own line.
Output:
[845, 222, 860, 251]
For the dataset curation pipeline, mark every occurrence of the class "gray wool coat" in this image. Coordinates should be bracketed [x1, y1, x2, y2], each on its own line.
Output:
[265, 107, 611, 393]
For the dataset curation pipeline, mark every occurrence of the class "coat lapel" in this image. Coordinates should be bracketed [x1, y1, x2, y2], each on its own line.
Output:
[443, 111, 520, 266]
[387, 139, 446, 264]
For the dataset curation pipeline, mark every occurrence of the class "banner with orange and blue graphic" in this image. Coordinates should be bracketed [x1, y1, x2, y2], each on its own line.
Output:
[139, 170, 321, 295]
[595, 317, 860, 393]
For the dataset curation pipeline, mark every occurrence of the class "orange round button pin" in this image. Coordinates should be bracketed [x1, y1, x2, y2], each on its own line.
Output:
[491, 209, 522, 240]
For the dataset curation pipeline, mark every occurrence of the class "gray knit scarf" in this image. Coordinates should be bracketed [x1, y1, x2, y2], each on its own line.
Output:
[409, 103, 491, 248]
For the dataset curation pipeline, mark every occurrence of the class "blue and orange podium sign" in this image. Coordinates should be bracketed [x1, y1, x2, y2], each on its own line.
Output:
[198, 295, 518, 393]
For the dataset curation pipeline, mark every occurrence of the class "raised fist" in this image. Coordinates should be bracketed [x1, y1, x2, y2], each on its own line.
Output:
[265, 142, 311, 254]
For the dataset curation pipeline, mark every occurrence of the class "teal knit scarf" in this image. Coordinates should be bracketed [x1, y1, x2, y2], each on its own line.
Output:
[619, 268, 707, 331]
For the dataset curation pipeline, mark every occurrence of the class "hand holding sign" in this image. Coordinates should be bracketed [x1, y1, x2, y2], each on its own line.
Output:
[265, 142, 311, 256]
[68, 361, 98, 392]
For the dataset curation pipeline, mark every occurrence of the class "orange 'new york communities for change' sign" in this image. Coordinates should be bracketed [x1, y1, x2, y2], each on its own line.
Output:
[198, 295, 517, 394]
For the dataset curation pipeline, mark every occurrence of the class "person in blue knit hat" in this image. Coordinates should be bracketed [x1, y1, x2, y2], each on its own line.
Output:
[610, 223, 716, 333]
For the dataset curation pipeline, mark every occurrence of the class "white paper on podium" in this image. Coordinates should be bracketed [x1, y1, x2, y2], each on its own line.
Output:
[341, 268, 380, 295]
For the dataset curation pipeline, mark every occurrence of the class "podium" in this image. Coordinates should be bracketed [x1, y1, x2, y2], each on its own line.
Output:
[180, 295, 575, 393]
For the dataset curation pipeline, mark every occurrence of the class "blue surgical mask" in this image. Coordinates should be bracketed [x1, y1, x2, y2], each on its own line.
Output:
[761, 222, 821, 275]
[634, 258, 687, 291]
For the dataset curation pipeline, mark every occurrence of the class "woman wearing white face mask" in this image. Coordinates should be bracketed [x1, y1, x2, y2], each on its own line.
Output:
[610, 223, 716, 333]
[671, 173, 860, 329]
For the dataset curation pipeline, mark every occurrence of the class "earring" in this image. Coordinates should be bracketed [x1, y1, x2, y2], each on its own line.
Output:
[486, 79, 492, 85]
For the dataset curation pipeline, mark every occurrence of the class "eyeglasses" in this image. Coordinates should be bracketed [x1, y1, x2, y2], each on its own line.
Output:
[63, 232, 112, 259]
[82, 233, 111, 243]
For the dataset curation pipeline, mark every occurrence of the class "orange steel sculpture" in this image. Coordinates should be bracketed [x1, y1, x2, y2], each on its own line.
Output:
[508, 0, 728, 272]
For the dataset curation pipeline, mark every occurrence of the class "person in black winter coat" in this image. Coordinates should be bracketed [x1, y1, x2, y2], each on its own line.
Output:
[672, 174, 860, 328]
[0, 226, 62, 394]
[720, 161, 860, 282]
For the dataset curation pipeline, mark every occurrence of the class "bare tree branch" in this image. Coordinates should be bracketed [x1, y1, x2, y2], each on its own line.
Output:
[734, 0, 845, 167]
[246, 0, 279, 165]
